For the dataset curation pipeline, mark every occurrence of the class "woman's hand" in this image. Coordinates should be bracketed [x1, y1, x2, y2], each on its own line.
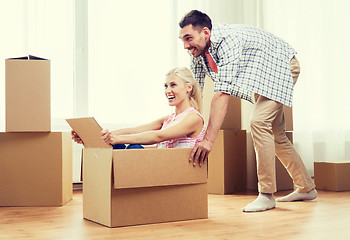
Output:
[101, 129, 117, 145]
[71, 130, 83, 144]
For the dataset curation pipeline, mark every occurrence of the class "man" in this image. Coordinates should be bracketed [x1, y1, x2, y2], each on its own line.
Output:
[179, 10, 317, 212]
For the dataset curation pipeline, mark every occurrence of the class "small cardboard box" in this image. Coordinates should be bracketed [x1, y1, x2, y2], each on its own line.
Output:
[5, 55, 51, 132]
[208, 130, 247, 194]
[314, 162, 350, 191]
[0, 132, 72, 206]
[66, 117, 208, 227]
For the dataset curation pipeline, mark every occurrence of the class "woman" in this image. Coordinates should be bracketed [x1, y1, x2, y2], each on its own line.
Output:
[72, 67, 206, 149]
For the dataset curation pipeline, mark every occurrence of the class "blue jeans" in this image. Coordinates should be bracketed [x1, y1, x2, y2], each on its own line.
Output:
[112, 144, 144, 149]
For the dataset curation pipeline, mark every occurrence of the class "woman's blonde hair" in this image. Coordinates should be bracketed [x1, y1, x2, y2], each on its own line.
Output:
[165, 67, 202, 113]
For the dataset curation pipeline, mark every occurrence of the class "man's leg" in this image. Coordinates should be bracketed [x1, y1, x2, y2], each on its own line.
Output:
[243, 95, 282, 212]
[273, 112, 317, 201]
[274, 57, 317, 202]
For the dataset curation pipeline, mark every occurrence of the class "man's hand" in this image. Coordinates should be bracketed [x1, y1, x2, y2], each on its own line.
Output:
[189, 137, 213, 167]
[189, 92, 230, 167]
[71, 130, 83, 145]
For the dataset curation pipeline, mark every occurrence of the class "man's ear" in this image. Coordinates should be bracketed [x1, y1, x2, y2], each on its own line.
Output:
[202, 27, 211, 39]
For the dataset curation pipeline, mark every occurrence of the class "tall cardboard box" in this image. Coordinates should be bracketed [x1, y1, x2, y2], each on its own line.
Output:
[0, 132, 72, 206]
[284, 105, 293, 131]
[208, 130, 247, 194]
[5, 55, 51, 132]
[314, 162, 350, 191]
[83, 147, 208, 227]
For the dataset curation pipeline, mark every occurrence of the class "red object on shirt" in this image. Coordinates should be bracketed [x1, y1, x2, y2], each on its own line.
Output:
[205, 51, 218, 73]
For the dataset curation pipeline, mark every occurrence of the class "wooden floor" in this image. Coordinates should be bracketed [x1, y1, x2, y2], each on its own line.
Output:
[1, 190, 349, 240]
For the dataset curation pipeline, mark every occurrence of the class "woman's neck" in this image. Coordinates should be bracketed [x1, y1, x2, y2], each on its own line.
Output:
[175, 101, 192, 115]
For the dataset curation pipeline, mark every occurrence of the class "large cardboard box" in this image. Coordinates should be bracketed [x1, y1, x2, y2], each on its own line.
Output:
[208, 130, 247, 194]
[83, 147, 208, 227]
[0, 132, 72, 206]
[5, 55, 51, 132]
[314, 162, 350, 191]
[66, 117, 207, 227]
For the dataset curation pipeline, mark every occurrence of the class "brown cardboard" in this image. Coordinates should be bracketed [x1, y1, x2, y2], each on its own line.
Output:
[66, 117, 109, 148]
[83, 148, 208, 227]
[275, 132, 294, 190]
[284, 105, 293, 131]
[208, 130, 247, 194]
[314, 162, 350, 191]
[246, 131, 294, 191]
[68, 118, 208, 227]
[113, 148, 207, 189]
[0, 132, 72, 206]
[5, 55, 51, 132]
[202, 76, 241, 130]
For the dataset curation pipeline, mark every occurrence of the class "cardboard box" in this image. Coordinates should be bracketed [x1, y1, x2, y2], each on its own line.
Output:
[66, 117, 207, 227]
[208, 130, 247, 194]
[314, 162, 350, 191]
[202, 76, 241, 130]
[0, 132, 72, 206]
[246, 131, 294, 191]
[284, 105, 293, 131]
[275, 132, 294, 190]
[83, 148, 208, 227]
[5, 55, 51, 132]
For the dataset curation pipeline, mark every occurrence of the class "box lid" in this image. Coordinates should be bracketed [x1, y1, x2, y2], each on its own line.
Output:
[66, 117, 111, 148]
[7, 55, 48, 60]
[112, 148, 207, 189]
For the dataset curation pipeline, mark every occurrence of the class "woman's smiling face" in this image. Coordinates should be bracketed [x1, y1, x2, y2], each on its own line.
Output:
[164, 74, 192, 107]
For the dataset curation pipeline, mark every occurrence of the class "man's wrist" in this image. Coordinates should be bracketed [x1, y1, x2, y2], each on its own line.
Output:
[204, 135, 215, 145]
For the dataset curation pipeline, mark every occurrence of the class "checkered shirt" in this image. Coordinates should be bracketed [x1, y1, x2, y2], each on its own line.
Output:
[190, 24, 296, 106]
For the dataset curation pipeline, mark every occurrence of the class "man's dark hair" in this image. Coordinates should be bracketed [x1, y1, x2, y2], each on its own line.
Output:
[179, 10, 212, 31]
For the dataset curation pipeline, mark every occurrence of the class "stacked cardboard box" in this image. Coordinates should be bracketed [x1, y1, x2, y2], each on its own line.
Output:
[0, 56, 72, 207]
[202, 76, 247, 194]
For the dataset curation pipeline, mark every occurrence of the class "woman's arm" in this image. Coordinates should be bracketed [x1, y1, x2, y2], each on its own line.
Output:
[102, 113, 203, 146]
[110, 116, 167, 135]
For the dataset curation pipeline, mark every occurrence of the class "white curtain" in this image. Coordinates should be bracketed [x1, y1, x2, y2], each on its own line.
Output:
[262, 0, 350, 174]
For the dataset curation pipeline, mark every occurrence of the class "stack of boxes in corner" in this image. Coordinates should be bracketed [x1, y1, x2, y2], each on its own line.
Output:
[202, 75, 294, 195]
[202, 76, 247, 194]
[0, 55, 72, 207]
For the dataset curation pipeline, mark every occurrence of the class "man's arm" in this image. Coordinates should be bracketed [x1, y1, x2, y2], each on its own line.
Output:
[189, 91, 230, 166]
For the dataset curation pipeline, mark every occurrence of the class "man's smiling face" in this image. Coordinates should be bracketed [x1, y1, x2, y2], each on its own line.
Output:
[179, 24, 210, 58]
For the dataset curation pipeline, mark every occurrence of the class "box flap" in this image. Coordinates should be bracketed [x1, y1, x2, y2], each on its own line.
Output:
[112, 148, 207, 189]
[66, 117, 111, 148]
[7, 55, 48, 60]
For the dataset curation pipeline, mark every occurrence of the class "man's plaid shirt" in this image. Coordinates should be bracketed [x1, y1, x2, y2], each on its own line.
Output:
[191, 24, 296, 106]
